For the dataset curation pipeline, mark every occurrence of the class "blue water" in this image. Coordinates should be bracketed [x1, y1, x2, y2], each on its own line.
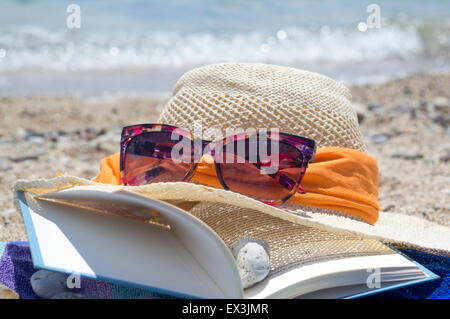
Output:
[0, 0, 449, 96]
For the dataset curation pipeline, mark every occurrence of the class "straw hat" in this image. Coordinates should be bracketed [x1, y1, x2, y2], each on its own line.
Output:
[160, 63, 365, 151]
[15, 63, 450, 259]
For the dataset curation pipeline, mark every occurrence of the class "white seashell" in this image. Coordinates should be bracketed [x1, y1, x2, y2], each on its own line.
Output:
[230, 238, 270, 289]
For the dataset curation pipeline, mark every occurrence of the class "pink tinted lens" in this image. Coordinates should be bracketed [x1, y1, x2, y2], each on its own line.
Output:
[124, 131, 193, 185]
[219, 137, 304, 203]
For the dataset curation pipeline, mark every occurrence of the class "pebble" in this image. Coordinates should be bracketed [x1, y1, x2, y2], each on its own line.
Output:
[77, 155, 88, 162]
[371, 134, 390, 144]
[24, 130, 45, 141]
[391, 104, 412, 114]
[45, 130, 60, 143]
[367, 103, 381, 111]
[403, 86, 412, 95]
[0, 158, 12, 171]
[230, 238, 270, 289]
[31, 270, 77, 299]
[439, 148, 450, 163]
[0, 283, 19, 299]
[13, 128, 27, 140]
[28, 136, 45, 145]
[9, 149, 47, 162]
[391, 152, 423, 160]
[92, 131, 120, 143]
[382, 204, 396, 212]
[52, 292, 98, 299]
[59, 155, 71, 165]
[434, 96, 448, 108]
[0, 209, 16, 216]
[352, 103, 367, 123]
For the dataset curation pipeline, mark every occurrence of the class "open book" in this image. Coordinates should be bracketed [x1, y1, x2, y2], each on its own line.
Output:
[16, 185, 438, 299]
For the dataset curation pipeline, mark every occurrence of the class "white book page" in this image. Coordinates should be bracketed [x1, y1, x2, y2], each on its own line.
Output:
[245, 254, 426, 299]
[21, 187, 242, 298]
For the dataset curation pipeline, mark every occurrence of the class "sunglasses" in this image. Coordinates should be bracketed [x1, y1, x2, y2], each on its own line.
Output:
[120, 124, 316, 206]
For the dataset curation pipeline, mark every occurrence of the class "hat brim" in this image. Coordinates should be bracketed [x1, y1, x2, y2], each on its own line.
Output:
[14, 175, 450, 256]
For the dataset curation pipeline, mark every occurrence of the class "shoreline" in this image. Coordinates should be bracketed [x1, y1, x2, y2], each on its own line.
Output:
[1, 66, 450, 98]
[0, 72, 449, 241]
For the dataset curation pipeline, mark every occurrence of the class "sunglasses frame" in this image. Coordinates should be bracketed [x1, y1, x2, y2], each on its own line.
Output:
[120, 123, 316, 205]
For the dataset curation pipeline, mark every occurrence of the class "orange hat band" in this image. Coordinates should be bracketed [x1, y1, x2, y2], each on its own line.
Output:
[94, 147, 379, 225]
[290, 147, 379, 225]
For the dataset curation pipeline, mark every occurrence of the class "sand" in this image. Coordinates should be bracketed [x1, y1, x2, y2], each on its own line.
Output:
[0, 73, 449, 241]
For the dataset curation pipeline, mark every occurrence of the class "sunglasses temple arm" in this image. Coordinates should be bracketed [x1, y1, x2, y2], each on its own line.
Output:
[127, 166, 167, 185]
[274, 171, 306, 194]
[297, 184, 306, 194]
[253, 162, 306, 194]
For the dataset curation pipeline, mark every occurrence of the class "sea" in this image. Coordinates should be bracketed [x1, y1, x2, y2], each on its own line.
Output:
[0, 0, 449, 97]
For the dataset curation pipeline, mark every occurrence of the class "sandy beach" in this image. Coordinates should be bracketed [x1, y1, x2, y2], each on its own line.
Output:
[0, 72, 449, 241]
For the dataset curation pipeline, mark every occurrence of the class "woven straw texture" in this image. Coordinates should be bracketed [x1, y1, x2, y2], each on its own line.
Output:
[190, 202, 393, 275]
[159, 63, 366, 151]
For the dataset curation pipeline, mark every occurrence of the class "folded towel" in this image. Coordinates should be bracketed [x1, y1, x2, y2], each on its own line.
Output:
[0, 241, 448, 299]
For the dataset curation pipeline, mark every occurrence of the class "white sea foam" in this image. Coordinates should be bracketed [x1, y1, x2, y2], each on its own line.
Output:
[0, 0, 449, 95]
[0, 23, 435, 72]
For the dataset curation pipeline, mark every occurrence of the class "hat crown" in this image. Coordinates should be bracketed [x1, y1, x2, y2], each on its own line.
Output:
[159, 63, 365, 151]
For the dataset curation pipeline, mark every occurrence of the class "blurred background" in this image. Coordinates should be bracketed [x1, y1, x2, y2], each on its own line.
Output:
[0, 0, 449, 96]
[0, 1, 449, 241]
